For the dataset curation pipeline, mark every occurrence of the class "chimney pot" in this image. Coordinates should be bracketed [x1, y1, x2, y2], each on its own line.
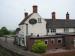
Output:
[24, 12, 28, 17]
[33, 5, 38, 13]
[66, 12, 69, 20]
[52, 12, 56, 20]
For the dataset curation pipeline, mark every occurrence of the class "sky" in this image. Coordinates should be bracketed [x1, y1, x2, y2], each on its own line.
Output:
[0, 0, 75, 30]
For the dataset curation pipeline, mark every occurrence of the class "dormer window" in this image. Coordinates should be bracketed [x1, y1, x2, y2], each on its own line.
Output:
[38, 18, 41, 23]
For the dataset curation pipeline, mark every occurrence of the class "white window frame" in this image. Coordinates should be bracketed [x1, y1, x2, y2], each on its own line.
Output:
[38, 18, 41, 23]
[51, 28, 56, 33]
[64, 28, 69, 33]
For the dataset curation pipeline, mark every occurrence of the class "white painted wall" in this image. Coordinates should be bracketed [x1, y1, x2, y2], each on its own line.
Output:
[49, 28, 75, 34]
[56, 28, 64, 33]
[25, 13, 47, 36]
[19, 25, 25, 37]
[17, 24, 27, 46]
[48, 28, 75, 34]
[69, 28, 75, 32]
[18, 13, 47, 46]
[48, 28, 64, 35]
[48, 29, 56, 35]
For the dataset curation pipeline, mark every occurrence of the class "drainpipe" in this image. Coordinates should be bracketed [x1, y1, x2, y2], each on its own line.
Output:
[26, 24, 28, 36]
[23, 23, 28, 48]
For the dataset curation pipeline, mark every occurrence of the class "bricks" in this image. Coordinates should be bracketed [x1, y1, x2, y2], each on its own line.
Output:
[26, 35, 75, 50]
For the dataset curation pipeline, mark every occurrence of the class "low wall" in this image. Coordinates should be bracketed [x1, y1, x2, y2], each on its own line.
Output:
[26, 36, 63, 50]
[27, 35, 75, 50]
[42, 50, 75, 56]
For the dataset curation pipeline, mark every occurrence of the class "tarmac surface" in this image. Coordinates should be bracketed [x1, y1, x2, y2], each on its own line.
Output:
[0, 37, 40, 56]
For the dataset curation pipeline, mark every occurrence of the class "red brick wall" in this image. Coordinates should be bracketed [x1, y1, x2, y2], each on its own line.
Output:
[26, 36, 63, 50]
[26, 37, 35, 50]
[47, 38, 63, 49]
[26, 35, 75, 50]
[64, 35, 75, 49]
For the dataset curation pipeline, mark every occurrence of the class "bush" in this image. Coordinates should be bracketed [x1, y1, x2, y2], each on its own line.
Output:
[32, 40, 47, 53]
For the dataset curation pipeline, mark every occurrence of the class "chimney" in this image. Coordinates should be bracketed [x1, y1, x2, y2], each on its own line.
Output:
[52, 12, 56, 20]
[24, 12, 28, 17]
[33, 5, 38, 13]
[66, 12, 69, 20]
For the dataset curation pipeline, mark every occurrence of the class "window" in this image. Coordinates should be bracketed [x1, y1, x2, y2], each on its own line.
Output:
[57, 39, 62, 44]
[58, 40, 61, 43]
[64, 28, 69, 33]
[38, 18, 41, 23]
[51, 28, 56, 33]
[45, 40, 48, 44]
[22, 38, 24, 44]
[51, 39, 55, 44]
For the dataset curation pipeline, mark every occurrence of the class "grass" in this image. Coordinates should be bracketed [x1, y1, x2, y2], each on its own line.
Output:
[0, 46, 23, 56]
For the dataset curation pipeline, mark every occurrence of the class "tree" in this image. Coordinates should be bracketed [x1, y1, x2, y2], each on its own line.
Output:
[32, 40, 47, 53]
[0, 27, 10, 36]
[8, 30, 16, 35]
[0, 29, 4, 36]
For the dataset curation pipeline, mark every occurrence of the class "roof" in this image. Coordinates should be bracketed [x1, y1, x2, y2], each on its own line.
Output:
[29, 35, 64, 39]
[19, 12, 75, 28]
[56, 32, 75, 36]
[19, 13, 33, 25]
[45, 19, 75, 28]
[28, 32, 75, 39]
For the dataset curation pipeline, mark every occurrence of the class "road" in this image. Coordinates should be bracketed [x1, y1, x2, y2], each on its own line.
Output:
[0, 37, 40, 56]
